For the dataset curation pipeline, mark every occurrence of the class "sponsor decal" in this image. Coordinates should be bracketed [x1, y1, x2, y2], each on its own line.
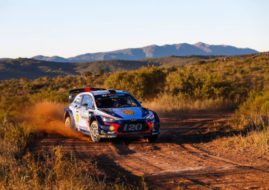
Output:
[122, 110, 134, 115]
[76, 114, 79, 122]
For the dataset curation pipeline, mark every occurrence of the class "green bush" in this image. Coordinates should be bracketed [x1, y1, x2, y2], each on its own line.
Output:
[235, 90, 269, 130]
[105, 67, 166, 99]
[165, 68, 248, 102]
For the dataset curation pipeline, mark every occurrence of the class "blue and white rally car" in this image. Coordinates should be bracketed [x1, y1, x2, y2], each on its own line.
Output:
[64, 88, 160, 142]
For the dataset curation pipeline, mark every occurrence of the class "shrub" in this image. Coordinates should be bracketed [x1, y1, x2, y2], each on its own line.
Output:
[234, 90, 269, 130]
[105, 67, 166, 99]
[165, 69, 247, 102]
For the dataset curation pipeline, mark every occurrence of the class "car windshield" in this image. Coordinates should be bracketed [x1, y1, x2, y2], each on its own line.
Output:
[94, 94, 140, 108]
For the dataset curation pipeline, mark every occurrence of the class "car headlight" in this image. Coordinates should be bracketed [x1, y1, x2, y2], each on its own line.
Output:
[101, 116, 115, 123]
[145, 112, 155, 121]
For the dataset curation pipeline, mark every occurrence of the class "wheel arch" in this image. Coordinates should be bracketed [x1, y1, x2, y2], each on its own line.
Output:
[64, 108, 75, 127]
[89, 115, 102, 126]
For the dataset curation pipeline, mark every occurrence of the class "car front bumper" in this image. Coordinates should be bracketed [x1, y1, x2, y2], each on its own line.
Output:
[98, 119, 160, 139]
[99, 131, 159, 139]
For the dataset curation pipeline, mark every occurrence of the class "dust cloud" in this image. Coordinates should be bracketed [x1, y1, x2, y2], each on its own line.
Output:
[23, 101, 90, 142]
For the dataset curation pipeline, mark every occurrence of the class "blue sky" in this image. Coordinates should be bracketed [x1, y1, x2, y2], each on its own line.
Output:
[0, 0, 268, 58]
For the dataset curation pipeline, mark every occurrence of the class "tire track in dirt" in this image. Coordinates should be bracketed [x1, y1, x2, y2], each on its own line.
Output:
[145, 164, 269, 190]
[32, 112, 269, 189]
[188, 144, 269, 173]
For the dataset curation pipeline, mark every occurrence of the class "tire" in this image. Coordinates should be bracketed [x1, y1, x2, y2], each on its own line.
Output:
[89, 121, 101, 142]
[65, 116, 73, 128]
[147, 135, 158, 143]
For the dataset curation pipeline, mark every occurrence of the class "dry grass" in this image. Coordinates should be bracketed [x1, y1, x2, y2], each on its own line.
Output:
[219, 91, 269, 155]
[237, 129, 269, 155]
[219, 128, 269, 156]
[233, 91, 269, 130]
[145, 92, 269, 155]
[143, 94, 234, 114]
[0, 119, 143, 190]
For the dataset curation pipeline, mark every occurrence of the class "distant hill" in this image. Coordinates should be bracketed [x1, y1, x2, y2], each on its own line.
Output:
[0, 58, 77, 80]
[32, 42, 258, 63]
[1, 53, 267, 80]
[33, 55, 69, 63]
[0, 56, 214, 80]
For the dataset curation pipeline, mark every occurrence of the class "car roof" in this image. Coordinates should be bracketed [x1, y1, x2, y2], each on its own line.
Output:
[85, 90, 129, 96]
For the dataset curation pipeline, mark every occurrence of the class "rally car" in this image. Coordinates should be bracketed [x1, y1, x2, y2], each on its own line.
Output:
[64, 88, 160, 142]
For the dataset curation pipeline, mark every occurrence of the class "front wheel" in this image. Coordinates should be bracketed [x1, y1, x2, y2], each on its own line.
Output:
[65, 116, 73, 128]
[90, 121, 101, 142]
[147, 135, 158, 143]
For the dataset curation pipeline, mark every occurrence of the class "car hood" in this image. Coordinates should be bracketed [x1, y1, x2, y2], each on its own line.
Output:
[99, 107, 149, 120]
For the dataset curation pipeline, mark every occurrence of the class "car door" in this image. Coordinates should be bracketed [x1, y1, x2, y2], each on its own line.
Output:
[70, 95, 83, 129]
[79, 95, 95, 132]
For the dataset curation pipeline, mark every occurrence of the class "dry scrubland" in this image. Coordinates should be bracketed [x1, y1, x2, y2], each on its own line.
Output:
[0, 53, 269, 189]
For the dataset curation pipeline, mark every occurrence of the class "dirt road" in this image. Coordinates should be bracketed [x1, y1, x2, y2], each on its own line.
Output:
[32, 112, 269, 189]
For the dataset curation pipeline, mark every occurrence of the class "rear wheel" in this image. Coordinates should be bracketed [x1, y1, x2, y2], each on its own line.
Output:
[147, 135, 158, 143]
[90, 121, 101, 142]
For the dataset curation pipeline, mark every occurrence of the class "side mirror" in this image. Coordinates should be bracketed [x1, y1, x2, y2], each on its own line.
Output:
[68, 94, 73, 102]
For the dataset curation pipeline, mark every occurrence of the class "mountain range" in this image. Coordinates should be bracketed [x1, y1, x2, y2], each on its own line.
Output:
[0, 56, 215, 80]
[32, 42, 258, 63]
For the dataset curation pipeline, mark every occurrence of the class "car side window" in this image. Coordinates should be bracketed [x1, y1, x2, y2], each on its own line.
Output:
[73, 95, 82, 106]
[81, 95, 94, 109]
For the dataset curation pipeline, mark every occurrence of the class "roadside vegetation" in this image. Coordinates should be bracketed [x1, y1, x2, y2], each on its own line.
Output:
[226, 90, 269, 154]
[106, 53, 268, 113]
[0, 53, 269, 188]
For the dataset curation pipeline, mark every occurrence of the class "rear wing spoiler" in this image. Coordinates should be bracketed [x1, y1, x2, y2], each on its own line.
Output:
[68, 87, 106, 102]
